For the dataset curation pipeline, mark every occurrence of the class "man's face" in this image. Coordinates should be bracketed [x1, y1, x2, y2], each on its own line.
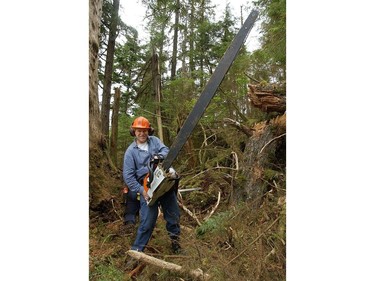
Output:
[135, 128, 149, 143]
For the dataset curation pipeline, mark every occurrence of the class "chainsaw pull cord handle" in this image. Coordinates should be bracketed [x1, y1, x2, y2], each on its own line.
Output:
[147, 160, 154, 184]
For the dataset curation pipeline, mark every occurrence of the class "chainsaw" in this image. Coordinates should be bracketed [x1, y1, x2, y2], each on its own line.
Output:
[142, 155, 179, 206]
[144, 10, 259, 206]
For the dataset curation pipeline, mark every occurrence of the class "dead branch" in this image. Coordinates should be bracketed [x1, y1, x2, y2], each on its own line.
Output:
[231, 151, 239, 171]
[245, 73, 261, 83]
[190, 166, 237, 180]
[110, 198, 123, 221]
[226, 217, 280, 265]
[203, 191, 221, 221]
[127, 250, 211, 280]
[223, 118, 254, 137]
[178, 200, 202, 226]
[258, 133, 286, 155]
[128, 263, 146, 278]
[179, 188, 203, 193]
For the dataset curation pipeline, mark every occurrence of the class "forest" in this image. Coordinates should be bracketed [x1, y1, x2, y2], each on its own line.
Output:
[89, 0, 286, 280]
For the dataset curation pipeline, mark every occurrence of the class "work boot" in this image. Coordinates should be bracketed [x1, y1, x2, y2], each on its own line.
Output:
[171, 238, 182, 254]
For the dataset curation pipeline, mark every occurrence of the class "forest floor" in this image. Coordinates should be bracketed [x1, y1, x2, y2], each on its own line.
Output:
[89, 175, 286, 281]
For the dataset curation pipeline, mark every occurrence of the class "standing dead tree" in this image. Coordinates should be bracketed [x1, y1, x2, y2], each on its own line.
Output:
[230, 84, 286, 206]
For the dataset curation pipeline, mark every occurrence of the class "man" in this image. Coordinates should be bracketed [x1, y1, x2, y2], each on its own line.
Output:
[123, 116, 181, 254]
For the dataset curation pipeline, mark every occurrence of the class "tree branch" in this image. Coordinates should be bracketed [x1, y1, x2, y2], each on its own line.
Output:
[226, 217, 280, 265]
[110, 198, 123, 221]
[203, 191, 221, 221]
[258, 133, 286, 155]
[178, 200, 202, 226]
[223, 118, 254, 137]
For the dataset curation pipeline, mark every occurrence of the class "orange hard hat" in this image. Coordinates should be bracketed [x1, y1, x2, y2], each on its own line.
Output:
[131, 116, 151, 129]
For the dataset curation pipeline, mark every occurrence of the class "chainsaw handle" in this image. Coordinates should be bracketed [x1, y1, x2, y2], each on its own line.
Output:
[142, 160, 154, 193]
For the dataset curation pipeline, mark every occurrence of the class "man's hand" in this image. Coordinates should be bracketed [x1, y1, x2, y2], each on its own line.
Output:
[153, 154, 164, 160]
[166, 167, 178, 179]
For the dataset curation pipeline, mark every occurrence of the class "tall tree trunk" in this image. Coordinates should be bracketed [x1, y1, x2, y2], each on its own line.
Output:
[110, 87, 120, 166]
[89, 0, 103, 150]
[181, 16, 188, 78]
[101, 0, 120, 142]
[171, 0, 180, 80]
[199, 0, 205, 88]
[188, 2, 195, 76]
[89, 0, 121, 211]
[152, 51, 164, 142]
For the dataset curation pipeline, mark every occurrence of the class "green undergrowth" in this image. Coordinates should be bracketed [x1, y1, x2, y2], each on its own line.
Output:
[90, 258, 124, 281]
[196, 210, 232, 236]
[90, 182, 286, 280]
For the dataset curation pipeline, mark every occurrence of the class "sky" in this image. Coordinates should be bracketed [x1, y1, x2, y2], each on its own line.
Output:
[120, 0, 261, 51]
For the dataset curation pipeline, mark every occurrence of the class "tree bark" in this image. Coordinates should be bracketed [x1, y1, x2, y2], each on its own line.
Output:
[198, 0, 206, 87]
[89, 0, 121, 211]
[171, 0, 180, 80]
[239, 113, 286, 207]
[152, 51, 164, 142]
[109, 87, 120, 166]
[101, 0, 120, 141]
[89, 0, 103, 150]
[189, 2, 195, 75]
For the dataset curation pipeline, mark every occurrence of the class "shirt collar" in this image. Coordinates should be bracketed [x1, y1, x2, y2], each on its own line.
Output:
[132, 137, 150, 149]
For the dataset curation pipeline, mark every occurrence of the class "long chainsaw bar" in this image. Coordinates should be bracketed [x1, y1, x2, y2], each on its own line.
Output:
[146, 10, 259, 206]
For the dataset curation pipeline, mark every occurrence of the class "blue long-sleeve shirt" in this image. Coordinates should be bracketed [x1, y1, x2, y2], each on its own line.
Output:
[123, 136, 169, 194]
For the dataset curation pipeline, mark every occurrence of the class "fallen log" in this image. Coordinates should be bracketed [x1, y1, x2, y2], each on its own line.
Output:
[248, 84, 286, 113]
[127, 250, 211, 280]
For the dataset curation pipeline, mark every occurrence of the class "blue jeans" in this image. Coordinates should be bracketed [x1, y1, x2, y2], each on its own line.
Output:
[124, 189, 140, 224]
[131, 188, 180, 251]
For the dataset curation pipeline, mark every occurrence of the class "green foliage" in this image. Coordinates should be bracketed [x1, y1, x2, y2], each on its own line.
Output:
[161, 77, 198, 143]
[196, 210, 232, 236]
[103, 0, 286, 182]
[251, 0, 286, 82]
[90, 258, 123, 281]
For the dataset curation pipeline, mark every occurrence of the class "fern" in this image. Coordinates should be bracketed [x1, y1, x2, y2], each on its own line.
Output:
[196, 211, 232, 236]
